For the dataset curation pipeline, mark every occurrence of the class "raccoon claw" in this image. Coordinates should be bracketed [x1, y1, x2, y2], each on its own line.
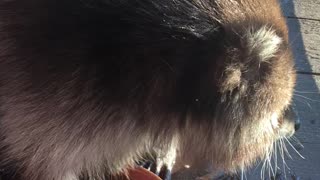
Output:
[138, 160, 172, 180]
[140, 160, 154, 170]
[158, 165, 171, 180]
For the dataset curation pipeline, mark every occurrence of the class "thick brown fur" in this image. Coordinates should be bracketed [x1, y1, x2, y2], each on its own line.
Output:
[0, 0, 296, 179]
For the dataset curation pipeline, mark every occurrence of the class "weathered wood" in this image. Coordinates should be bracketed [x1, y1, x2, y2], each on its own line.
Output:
[281, 2, 320, 178]
[281, 0, 320, 19]
[293, 74, 320, 144]
[283, 74, 320, 179]
[287, 18, 320, 73]
[247, 143, 320, 180]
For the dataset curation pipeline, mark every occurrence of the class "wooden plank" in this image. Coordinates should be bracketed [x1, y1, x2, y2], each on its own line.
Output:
[281, 0, 320, 20]
[247, 143, 320, 180]
[287, 18, 320, 73]
[293, 74, 320, 144]
[279, 74, 320, 179]
[284, 143, 320, 179]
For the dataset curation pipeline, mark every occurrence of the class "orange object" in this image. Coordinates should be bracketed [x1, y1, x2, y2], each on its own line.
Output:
[127, 167, 162, 180]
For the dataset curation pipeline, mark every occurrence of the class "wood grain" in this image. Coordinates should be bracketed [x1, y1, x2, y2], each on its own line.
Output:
[281, 0, 320, 20]
[287, 18, 320, 73]
[281, 3, 320, 179]
[293, 74, 320, 144]
[288, 74, 320, 179]
[280, 0, 320, 74]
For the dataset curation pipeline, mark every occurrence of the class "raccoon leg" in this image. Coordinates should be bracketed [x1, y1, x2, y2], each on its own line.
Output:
[139, 138, 178, 180]
[154, 145, 177, 180]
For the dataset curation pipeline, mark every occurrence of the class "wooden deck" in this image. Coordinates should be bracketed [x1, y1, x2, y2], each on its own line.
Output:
[274, 0, 320, 179]
[173, 1, 320, 179]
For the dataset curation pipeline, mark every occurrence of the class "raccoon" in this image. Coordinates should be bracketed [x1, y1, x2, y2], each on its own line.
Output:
[0, 0, 297, 179]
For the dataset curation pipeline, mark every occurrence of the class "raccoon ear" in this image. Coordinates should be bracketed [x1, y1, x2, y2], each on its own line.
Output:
[246, 26, 282, 61]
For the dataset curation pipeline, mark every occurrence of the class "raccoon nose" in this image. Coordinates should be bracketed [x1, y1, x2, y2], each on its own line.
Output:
[288, 106, 300, 132]
[294, 115, 301, 131]
[279, 105, 300, 138]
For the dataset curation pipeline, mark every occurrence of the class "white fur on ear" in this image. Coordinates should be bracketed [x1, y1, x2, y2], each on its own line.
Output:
[246, 26, 282, 61]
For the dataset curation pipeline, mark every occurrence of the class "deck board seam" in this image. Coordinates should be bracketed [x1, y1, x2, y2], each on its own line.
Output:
[296, 71, 320, 76]
[286, 16, 320, 22]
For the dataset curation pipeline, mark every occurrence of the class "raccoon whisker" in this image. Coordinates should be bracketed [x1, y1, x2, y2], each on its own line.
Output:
[238, 161, 248, 180]
[279, 139, 288, 180]
[244, 168, 248, 180]
[284, 137, 305, 159]
[260, 162, 266, 179]
[283, 139, 291, 178]
[261, 156, 267, 180]
[269, 142, 275, 179]
[253, 157, 264, 172]
[282, 138, 293, 160]
[274, 141, 278, 177]
[293, 94, 320, 103]
[267, 159, 271, 179]
[267, 144, 275, 179]
[261, 145, 273, 180]
[240, 165, 244, 180]
[290, 135, 304, 148]
[293, 97, 313, 110]
[294, 90, 320, 94]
